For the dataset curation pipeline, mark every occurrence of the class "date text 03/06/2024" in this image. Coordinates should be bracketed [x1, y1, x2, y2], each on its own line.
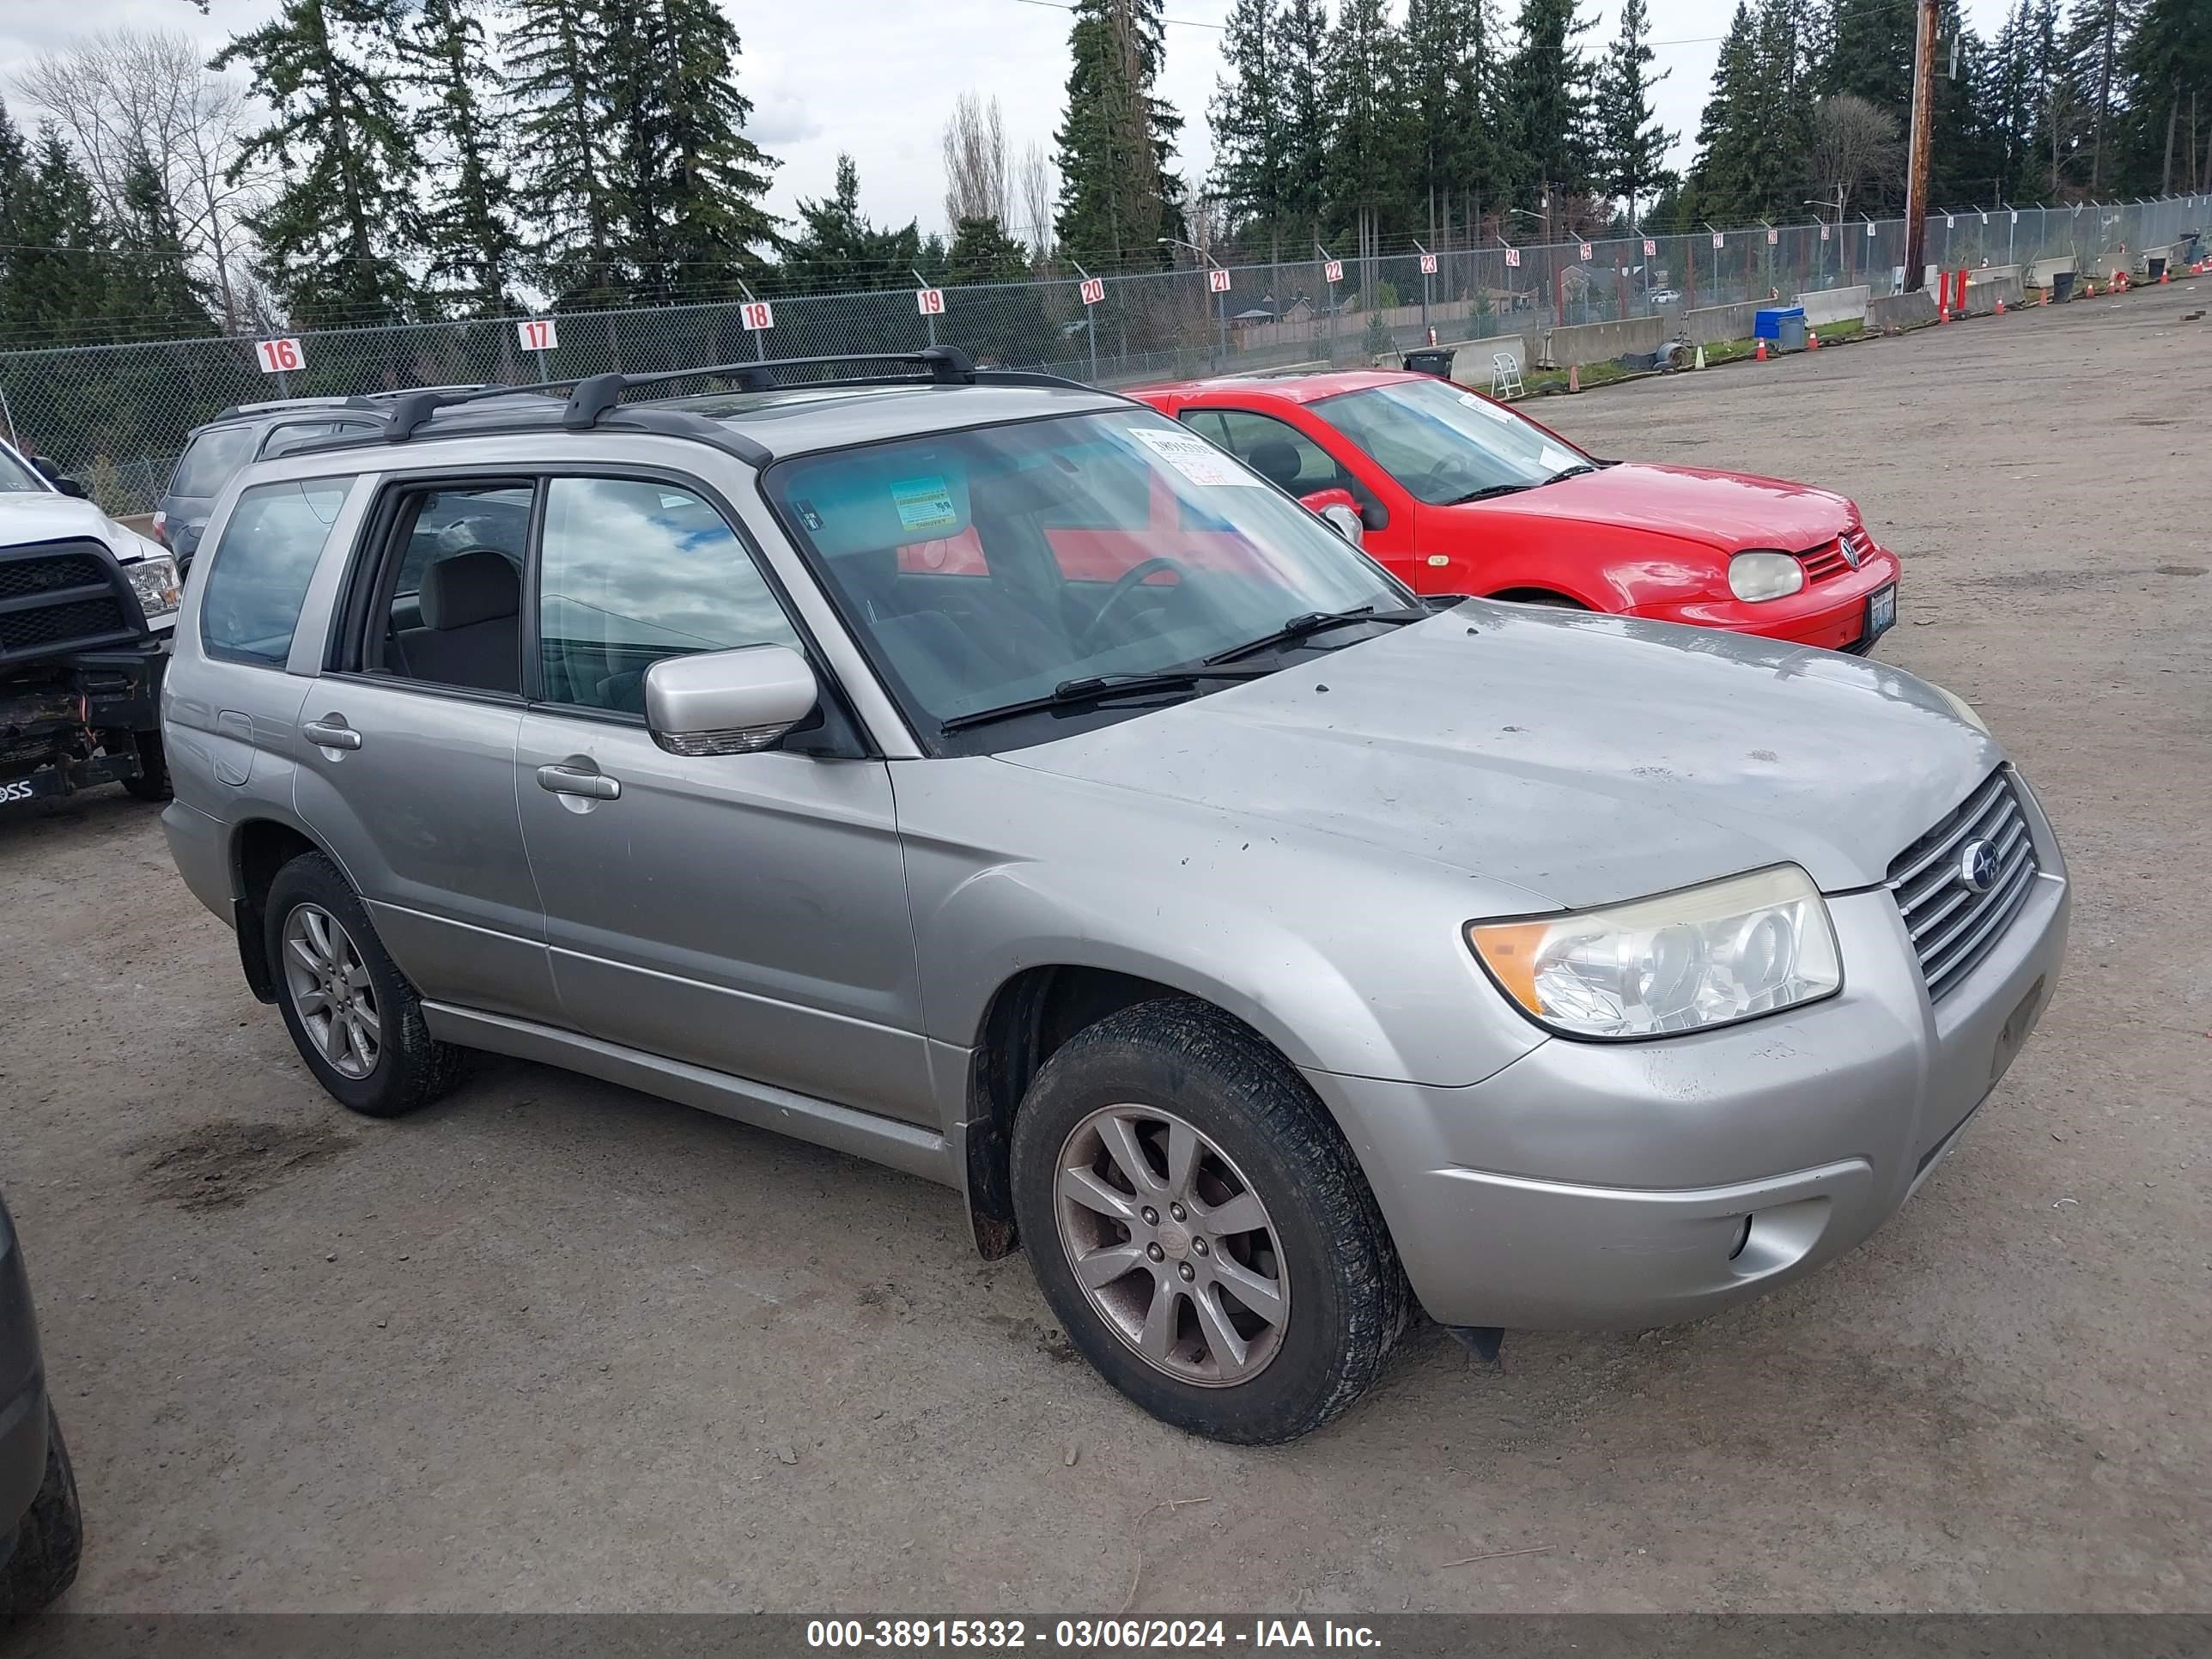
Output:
[805, 1619, 1383, 1650]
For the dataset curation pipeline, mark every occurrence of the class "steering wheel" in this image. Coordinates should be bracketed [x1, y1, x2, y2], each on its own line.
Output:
[1083, 556, 1193, 646]
[1419, 456, 1486, 500]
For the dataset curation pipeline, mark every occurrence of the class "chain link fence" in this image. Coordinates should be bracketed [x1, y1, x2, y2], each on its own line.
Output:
[2, 196, 2203, 517]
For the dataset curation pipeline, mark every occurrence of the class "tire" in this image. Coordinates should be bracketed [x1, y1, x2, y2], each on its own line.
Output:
[118, 729, 171, 803]
[1010, 999, 1408, 1444]
[264, 852, 466, 1118]
[0, 1407, 82, 1625]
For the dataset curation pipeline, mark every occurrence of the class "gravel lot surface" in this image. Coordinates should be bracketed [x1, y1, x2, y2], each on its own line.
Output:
[3, 279, 2206, 1615]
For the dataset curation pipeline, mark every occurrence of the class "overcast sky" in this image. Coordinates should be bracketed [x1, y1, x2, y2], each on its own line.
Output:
[3, 0, 2018, 243]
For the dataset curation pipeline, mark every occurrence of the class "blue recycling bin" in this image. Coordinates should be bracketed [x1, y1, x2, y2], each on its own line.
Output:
[1753, 305, 1805, 342]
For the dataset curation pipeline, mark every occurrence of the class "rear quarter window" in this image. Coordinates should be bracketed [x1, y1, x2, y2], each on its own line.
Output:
[199, 478, 355, 667]
[167, 425, 264, 500]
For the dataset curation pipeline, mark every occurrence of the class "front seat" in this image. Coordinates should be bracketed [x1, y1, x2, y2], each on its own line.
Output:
[1246, 439, 1305, 492]
[391, 550, 520, 693]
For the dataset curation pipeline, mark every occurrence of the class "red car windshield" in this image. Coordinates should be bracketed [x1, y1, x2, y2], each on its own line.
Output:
[1319, 378, 1594, 505]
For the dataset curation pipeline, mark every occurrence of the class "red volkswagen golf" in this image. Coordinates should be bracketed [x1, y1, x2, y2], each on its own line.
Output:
[1132, 369, 1900, 653]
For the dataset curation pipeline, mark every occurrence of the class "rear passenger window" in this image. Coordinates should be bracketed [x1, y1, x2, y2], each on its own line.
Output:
[373, 483, 534, 696]
[199, 479, 353, 667]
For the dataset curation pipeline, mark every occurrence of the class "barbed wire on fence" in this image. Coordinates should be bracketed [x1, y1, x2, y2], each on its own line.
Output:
[1, 196, 2201, 517]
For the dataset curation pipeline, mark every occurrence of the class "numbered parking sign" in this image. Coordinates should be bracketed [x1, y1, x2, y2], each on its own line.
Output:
[1867, 220, 1877, 237]
[1820, 224, 1832, 241]
[517, 317, 558, 353]
[1419, 253, 1437, 276]
[740, 300, 775, 331]
[1945, 215, 1954, 229]
[1206, 266, 1231, 294]
[1079, 276, 1105, 306]
[1766, 228, 1778, 245]
[1323, 259, 1343, 284]
[255, 337, 303, 375]
[1578, 242, 1593, 262]
[1711, 231, 1724, 249]
[1504, 247, 1521, 268]
[1642, 238, 1656, 257]
[915, 287, 946, 316]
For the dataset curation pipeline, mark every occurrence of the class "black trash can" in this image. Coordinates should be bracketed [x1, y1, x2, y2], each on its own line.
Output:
[1402, 348, 1455, 379]
[2051, 270, 2076, 302]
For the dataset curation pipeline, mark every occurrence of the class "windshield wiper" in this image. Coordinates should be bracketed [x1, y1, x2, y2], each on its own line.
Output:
[1201, 605, 1429, 666]
[1540, 463, 1599, 485]
[940, 666, 1273, 734]
[1446, 482, 1534, 504]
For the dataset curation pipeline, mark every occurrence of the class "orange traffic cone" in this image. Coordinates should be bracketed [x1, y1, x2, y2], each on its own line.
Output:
[1567, 363, 1581, 393]
[1807, 328, 1819, 349]
[1754, 338, 1767, 362]
[1995, 295, 2004, 314]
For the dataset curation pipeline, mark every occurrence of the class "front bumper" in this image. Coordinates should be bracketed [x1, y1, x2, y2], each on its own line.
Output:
[1632, 550, 1902, 653]
[1307, 805, 2069, 1330]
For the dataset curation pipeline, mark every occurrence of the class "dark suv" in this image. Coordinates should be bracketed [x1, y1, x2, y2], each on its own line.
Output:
[0, 1191, 80, 1623]
[155, 398, 389, 570]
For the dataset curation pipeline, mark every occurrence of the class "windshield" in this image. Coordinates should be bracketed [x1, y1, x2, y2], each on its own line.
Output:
[0, 445, 47, 494]
[1319, 378, 1592, 505]
[766, 410, 1410, 740]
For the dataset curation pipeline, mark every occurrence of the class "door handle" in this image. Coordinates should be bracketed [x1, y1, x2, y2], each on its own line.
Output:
[536, 763, 620, 801]
[301, 719, 362, 751]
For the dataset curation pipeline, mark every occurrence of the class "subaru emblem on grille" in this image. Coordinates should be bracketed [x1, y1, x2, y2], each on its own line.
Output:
[1958, 839, 2000, 893]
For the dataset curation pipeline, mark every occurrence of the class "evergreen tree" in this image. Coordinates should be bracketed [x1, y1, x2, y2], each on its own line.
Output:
[779, 154, 923, 292]
[945, 216, 1034, 284]
[1741, 0, 1810, 216]
[503, 0, 620, 302]
[1594, 0, 1674, 219]
[1321, 0, 1404, 249]
[0, 118, 110, 346]
[213, 0, 422, 324]
[1054, 0, 1185, 266]
[1275, 0, 1332, 242]
[2119, 0, 2212, 191]
[401, 0, 520, 318]
[106, 150, 219, 338]
[1210, 0, 1291, 248]
[1403, 0, 1495, 243]
[2059, 0, 2131, 192]
[1689, 2, 1759, 221]
[605, 0, 781, 301]
[1498, 0, 1596, 216]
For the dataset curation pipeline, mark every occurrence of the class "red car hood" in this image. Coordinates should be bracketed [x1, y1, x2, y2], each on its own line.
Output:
[1467, 462, 1854, 551]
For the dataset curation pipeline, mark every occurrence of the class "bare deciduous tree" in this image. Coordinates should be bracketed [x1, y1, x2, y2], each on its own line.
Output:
[15, 29, 274, 332]
[941, 90, 1008, 232]
[1015, 142, 1055, 260]
[1807, 93, 1903, 223]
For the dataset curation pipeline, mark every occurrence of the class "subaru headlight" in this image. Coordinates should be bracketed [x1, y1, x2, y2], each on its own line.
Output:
[125, 555, 182, 626]
[1728, 550, 1804, 602]
[1466, 866, 1841, 1039]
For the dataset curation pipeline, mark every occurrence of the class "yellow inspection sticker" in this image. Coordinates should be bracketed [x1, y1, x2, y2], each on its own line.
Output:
[890, 476, 959, 532]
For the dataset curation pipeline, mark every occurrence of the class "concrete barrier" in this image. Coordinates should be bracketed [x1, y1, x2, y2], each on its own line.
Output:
[2027, 256, 2074, 290]
[1680, 301, 1759, 347]
[1443, 334, 1528, 387]
[1868, 289, 1939, 331]
[1961, 264, 2025, 313]
[1800, 284, 1870, 325]
[1531, 316, 1662, 368]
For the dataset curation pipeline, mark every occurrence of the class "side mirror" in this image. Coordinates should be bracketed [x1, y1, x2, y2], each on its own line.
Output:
[31, 458, 88, 499]
[644, 643, 817, 757]
[1300, 487, 1364, 547]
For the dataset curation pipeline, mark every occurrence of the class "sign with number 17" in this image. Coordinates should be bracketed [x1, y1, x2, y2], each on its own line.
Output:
[517, 317, 558, 353]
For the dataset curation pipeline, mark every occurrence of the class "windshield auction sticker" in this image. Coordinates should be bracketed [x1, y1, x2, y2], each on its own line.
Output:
[1455, 391, 1516, 422]
[890, 477, 960, 533]
[1128, 427, 1262, 486]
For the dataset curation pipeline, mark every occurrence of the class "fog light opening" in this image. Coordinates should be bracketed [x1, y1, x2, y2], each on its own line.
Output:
[1728, 1214, 1754, 1261]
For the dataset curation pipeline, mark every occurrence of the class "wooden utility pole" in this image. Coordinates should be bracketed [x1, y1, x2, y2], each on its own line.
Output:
[1901, 0, 1937, 293]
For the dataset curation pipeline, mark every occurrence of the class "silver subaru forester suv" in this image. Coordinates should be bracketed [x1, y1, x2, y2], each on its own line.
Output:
[161, 350, 2067, 1443]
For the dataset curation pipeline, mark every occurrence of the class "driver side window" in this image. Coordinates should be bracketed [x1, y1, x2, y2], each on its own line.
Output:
[1179, 410, 1381, 520]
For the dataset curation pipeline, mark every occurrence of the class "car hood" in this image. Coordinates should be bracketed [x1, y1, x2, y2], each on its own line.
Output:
[997, 603, 1998, 912]
[1466, 462, 1855, 552]
[0, 491, 136, 556]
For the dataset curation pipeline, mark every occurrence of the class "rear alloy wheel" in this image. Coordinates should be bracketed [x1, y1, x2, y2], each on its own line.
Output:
[1011, 999, 1407, 1443]
[264, 852, 465, 1118]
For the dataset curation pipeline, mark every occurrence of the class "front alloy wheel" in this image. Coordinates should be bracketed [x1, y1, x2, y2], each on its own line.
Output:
[1055, 1104, 1290, 1387]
